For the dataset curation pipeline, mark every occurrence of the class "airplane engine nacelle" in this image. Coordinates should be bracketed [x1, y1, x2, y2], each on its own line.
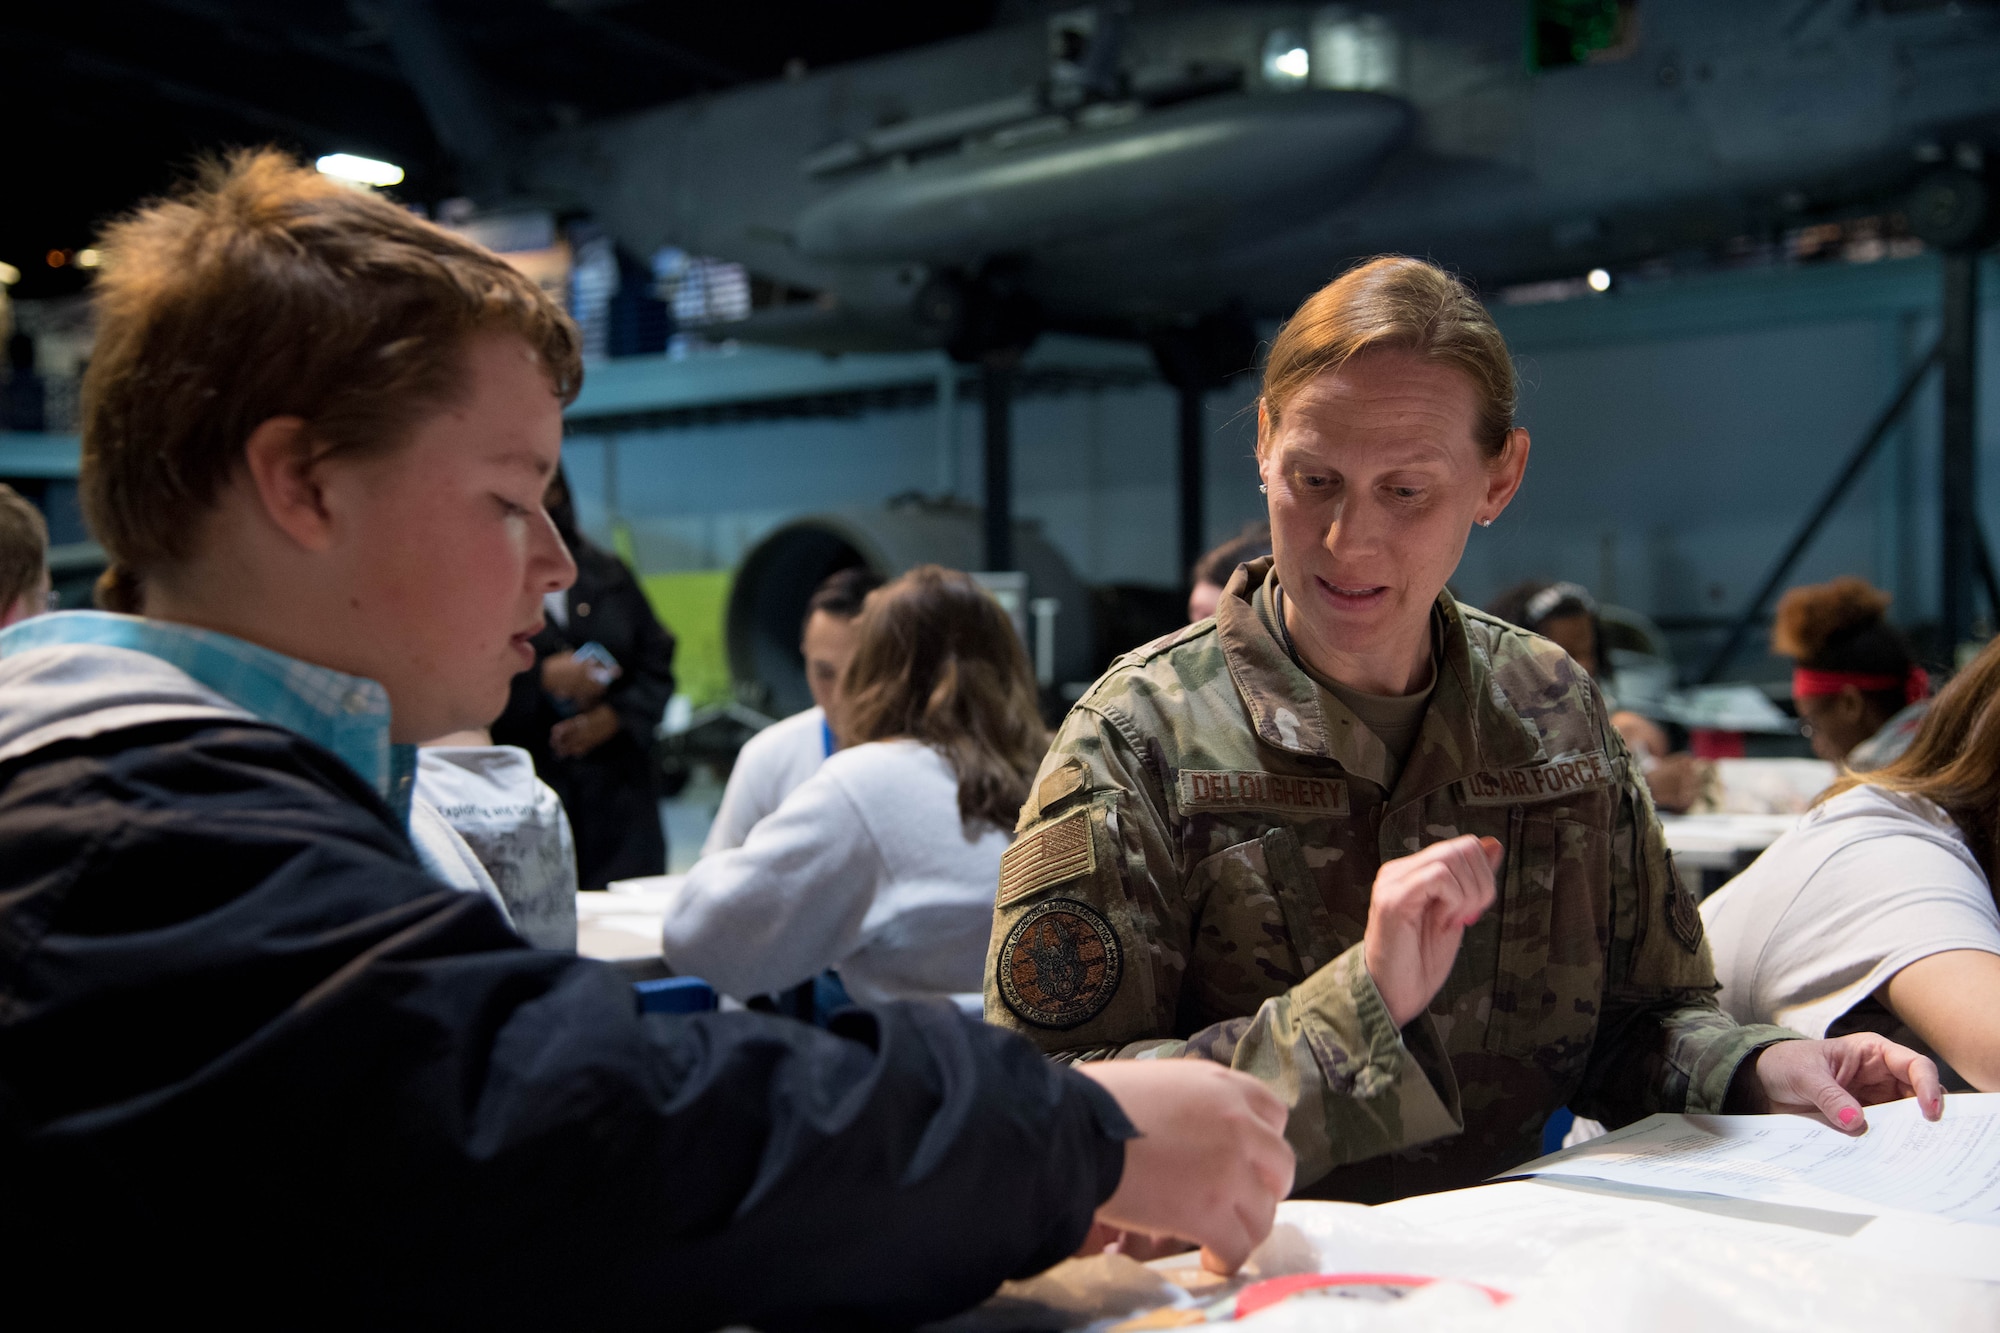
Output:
[793, 90, 1410, 267]
[726, 501, 1097, 717]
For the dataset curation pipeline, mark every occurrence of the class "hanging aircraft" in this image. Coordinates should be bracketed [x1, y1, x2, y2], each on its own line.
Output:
[449, 0, 2000, 364]
[368, 0, 2000, 657]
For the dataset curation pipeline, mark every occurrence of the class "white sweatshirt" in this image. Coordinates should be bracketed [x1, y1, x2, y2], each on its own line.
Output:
[660, 739, 1010, 1013]
[701, 705, 831, 855]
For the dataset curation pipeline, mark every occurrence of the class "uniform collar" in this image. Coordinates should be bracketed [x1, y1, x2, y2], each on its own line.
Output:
[0, 611, 416, 824]
[1215, 560, 1543, 801]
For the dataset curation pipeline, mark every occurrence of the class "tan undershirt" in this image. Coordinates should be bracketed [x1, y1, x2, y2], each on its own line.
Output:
[1317, 674, 1437, 786]
[1273, 582, 1440, 786]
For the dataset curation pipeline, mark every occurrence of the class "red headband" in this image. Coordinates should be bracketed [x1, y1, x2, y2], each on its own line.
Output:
[1793, 666, 1930, 707]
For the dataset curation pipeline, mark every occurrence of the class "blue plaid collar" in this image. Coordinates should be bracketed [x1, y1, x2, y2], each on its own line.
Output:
[0, 611, 416, 824]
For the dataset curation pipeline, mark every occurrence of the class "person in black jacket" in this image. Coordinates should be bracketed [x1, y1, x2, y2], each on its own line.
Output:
[493, 468, 676, 890]
[0, 150, 1292, 1328]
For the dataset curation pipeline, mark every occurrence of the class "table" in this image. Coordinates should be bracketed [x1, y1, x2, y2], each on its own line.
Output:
[1659, 812, 1800, 898]
[927, 1166, 2000, 1331]
[577, 884, 676, 980]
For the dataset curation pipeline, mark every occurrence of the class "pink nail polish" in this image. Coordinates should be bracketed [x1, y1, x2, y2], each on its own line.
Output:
[1838, 1107, 1858, 1127]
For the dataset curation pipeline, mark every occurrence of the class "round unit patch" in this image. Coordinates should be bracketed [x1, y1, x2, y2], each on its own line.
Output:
[997, 898, 1122, 1030]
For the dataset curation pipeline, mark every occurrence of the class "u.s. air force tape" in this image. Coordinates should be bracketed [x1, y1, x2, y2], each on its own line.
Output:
[997, 898, 1122, 1030]
[1457, 750, 1614, 805]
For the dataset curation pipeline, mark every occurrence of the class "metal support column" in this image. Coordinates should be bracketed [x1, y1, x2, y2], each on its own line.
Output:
[1941, 251, 1980, 649]
[935, 364, 959, 497]
[1698, 343, 1941, 683]
[1178, 383, 1205, 589]
[982, 359, 1014, 571]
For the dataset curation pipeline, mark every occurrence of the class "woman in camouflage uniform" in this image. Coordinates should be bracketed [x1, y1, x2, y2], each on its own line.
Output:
[985, 256, 1943, 1202]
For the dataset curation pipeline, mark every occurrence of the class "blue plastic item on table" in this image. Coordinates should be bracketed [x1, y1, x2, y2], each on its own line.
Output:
[1542, 1106, 1576, 1155]
[634, 976, 718, 1015]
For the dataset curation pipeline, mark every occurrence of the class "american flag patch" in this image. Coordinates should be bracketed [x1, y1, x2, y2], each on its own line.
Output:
[998, 807, 1096, 908]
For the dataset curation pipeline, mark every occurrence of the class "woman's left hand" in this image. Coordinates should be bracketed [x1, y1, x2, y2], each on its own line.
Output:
[550, 703, 621, 758]
[1732, 1034, 1945, 1132]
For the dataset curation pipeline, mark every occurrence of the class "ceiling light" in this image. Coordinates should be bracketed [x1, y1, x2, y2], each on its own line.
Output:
[1586, 267, 1612, 292]
[316, 153, 406, 188]
[75, 248, 102, 269]
[0, 261, 18, 286]
[1262, 29, 1311, 87]
[1273, 46, 1311, 80]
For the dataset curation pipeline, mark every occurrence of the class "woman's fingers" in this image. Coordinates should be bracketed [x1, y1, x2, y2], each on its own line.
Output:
[1809, 1074, 1869, 1136]
[1428, 837, 1498, 927]
[1365, 836, 1503, 1027]
[1843, 1033, 1945, 1119]
[1879, 1042, 1944, 1119]
[1394, 840, 1492, 922]
[1755, 1036, 1948, 1133]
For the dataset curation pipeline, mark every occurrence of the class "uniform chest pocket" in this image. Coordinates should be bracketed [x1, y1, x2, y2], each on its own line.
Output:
[1484, 807, 1609, 1061]
[1183, 827, 1335, 1027]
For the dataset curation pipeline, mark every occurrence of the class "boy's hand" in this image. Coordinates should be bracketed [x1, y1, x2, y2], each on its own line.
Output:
[1363, 835, 1503, 1028]
[1078, 1059, 1294, 1275]
[550, 703, 620, 758]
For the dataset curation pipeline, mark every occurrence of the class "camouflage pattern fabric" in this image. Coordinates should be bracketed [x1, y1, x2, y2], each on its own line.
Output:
[984, 559, 1798, 1201]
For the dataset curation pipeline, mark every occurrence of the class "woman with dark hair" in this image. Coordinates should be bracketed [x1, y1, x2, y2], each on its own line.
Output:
[657, 564, 1048, 1012]
[1486, 578, 1701, 812]
[1189, 522, 1272, 624]
[700, 564, 884, 855]
[491, 468, 678, 891]
[1704, 633, 2000, 1091]
[1487, 580, 1604, 677]
[1773, 576, 1929, 769]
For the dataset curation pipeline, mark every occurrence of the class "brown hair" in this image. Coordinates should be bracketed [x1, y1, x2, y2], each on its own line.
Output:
[80, 148, 582, 612]
[1260, 255, 1516, 456]
[840, 565, 1049, 829]
[0, 483, 49, 610]
[1820, 635, 2000, 895]
[1773, 576, 1915, 714]
[1192, 521, 1272, 589]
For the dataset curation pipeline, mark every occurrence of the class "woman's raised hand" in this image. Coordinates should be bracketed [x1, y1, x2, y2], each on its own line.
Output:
[1077, 1059, 1295, 1274]
[1362, 835, 1503, 1028]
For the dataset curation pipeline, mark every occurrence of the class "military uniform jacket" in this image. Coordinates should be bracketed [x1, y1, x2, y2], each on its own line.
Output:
[985, 560, 1795, 1200]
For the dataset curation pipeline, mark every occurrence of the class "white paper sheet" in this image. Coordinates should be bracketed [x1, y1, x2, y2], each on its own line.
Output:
[1514, 1093, 2000, 1227]
[928, 1182, 2000, 1332]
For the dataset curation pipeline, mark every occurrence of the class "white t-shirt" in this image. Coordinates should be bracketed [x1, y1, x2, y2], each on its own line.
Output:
[659, 739, 1011, 1013]
[1702, 784, 2000, 1045]
[701, 705, 833, 856]
[414, 746, 578, 951]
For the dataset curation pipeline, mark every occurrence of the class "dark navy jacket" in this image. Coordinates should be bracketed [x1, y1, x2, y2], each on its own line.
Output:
[0, 718, 1128, 1329]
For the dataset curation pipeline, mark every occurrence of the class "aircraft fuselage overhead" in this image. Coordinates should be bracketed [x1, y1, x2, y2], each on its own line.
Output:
[521, 0, 2000, 356]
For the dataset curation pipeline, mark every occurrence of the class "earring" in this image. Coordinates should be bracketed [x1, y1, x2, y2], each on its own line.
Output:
[1477, 517, 1493, 528]
[1258, 484, 1269, 494]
